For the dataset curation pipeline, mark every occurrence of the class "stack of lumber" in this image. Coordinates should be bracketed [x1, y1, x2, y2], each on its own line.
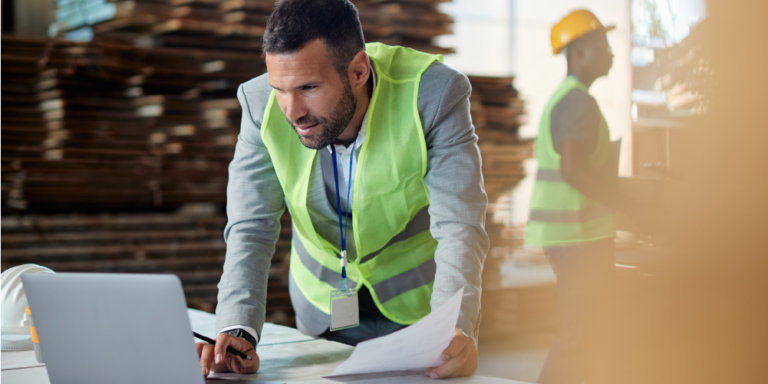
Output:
[0, 35, 288, 321]
[465, 77, 541, 338]
[0, 39, 77, 210]
[353, 0, 453, 55]
[478, 139, 530, 293]
[467, 75, 531, 252]
[51, 0, 453, 54]
[0, 211, 296, 326]
[477, 144, 531, 207]
[468, 76, 526, 145]
[1, 35, 264, 212]
[84, 0, 268, 52]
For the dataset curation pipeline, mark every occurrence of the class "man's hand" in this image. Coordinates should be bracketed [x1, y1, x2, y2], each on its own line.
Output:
[425, 328, 478, 379]
[197, 333, 259, 377]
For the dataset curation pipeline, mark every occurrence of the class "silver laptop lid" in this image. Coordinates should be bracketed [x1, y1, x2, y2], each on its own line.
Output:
[21, 273, 204, 384]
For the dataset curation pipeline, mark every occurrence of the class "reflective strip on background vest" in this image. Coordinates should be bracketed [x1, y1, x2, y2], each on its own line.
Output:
[526, 76, 615, 247]
[262, 43, 442, 324]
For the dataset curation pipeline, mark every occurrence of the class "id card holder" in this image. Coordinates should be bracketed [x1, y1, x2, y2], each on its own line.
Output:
[330, 288, 359, 331]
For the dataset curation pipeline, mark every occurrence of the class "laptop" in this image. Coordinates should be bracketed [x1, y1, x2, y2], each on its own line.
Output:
[21, 273, 273, 384]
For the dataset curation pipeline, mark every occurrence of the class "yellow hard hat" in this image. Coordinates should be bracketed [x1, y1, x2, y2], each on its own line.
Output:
[551, 9, 615, 54]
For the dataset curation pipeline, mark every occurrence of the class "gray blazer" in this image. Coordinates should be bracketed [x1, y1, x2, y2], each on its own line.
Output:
[216, 60, 490, 342]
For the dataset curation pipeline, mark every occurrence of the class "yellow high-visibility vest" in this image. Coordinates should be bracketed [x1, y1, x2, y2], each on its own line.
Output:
[526, 76, 615, 247]
[261, 43, 442, 324]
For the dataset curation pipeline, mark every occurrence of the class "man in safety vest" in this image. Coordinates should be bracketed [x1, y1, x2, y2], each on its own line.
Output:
[527, 10, 655, 384]
[198, 0, 489, 379]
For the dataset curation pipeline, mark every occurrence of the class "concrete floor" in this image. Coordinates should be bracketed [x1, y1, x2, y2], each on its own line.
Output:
[476, 333, 554, 383]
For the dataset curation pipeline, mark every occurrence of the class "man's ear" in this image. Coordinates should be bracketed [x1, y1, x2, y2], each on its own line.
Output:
[348, 51, 371, 90]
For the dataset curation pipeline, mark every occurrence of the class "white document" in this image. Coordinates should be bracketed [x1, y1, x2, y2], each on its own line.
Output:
[324, 287, 465, 377]
[206, 371, 284, 383]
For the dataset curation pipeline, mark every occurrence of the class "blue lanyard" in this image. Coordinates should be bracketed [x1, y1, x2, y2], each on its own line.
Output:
[330, 142, 355, 291]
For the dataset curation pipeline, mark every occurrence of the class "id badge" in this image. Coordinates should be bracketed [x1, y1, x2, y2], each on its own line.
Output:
[330, 289, 359, 331]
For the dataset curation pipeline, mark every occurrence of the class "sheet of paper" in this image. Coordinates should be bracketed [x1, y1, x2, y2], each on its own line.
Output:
[205, 371, 284, 383]
[325, 287, 464, 377]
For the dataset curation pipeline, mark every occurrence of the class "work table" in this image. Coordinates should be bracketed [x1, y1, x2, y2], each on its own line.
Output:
[2, 309, 530, 384]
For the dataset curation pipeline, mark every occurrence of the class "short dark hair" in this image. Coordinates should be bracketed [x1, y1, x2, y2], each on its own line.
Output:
[263, 0, 366, 79]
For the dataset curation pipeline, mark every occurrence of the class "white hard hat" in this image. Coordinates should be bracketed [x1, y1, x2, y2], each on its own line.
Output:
[1, 264, 55, 351]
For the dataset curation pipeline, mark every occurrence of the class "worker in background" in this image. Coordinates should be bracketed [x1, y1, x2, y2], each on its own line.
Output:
[526, 9, 656, 384]
[197, 0, 489, 379]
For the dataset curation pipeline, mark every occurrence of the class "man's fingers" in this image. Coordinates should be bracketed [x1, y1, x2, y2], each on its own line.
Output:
[431, 345, 471, 379]
[441, 329, 469, 361]
[227, 351, 259, 374]
[230, 356, 256, 374]
[429, 329, 479, 380]
[199, 344, 215, 377]
[228, 355, 244, 372]
[430, 356, 465, 379]
[199, 334, 259, 377]
[213, 334, 234, 365]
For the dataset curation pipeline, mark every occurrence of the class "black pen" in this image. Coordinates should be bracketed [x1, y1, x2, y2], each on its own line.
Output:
[193, 332, 253, 361]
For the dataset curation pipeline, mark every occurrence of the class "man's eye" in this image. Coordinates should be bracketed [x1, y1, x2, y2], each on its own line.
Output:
[303, 85, 317, 91]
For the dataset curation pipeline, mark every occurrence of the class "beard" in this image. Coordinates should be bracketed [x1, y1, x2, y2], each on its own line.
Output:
[290, 80, 357, 150]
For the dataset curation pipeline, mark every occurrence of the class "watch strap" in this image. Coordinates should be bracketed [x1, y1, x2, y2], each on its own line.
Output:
[225, 328, 257, 350]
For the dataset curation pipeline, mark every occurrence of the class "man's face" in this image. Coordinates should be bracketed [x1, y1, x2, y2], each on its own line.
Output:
[266, 39, 357, 149]
[584, 32, 614, 78]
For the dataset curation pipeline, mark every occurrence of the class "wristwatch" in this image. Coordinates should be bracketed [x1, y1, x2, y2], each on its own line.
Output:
[224, 328, 257, 350]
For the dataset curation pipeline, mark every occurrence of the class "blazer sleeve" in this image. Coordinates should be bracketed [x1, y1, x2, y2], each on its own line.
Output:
[215, 81, 286, 343]
[419, 63, 490, 340]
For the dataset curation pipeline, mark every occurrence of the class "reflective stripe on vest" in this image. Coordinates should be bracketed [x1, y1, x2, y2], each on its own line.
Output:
[262, 43, 443, 325]
[373, 257, 436, 303]
[292, 228, 436, 304]
[359, 206, 430, 264]
[530, 204, 613, 223]
[292, 230, 359, 291]
[526, 76, 615, 247]
[535, 168, 564, 182]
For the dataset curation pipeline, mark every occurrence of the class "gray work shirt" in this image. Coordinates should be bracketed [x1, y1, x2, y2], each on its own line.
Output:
[550, 77, 601, 154]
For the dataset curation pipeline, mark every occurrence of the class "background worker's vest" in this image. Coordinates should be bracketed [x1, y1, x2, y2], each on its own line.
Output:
[261, 43, 442, 325]
[526, 76, 615, 247]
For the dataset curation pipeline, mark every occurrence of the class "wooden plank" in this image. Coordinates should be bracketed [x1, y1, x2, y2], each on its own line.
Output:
[221, 10, 269, 25]
[3, 255, 227, 272]
[0, 213, 226, 229]
[157, 35, 264, 51]
[219, 0, 276, 13]
[1, 239, 227, 259]
[151, 18, 223, 35]
[1, 228, 223, 244]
